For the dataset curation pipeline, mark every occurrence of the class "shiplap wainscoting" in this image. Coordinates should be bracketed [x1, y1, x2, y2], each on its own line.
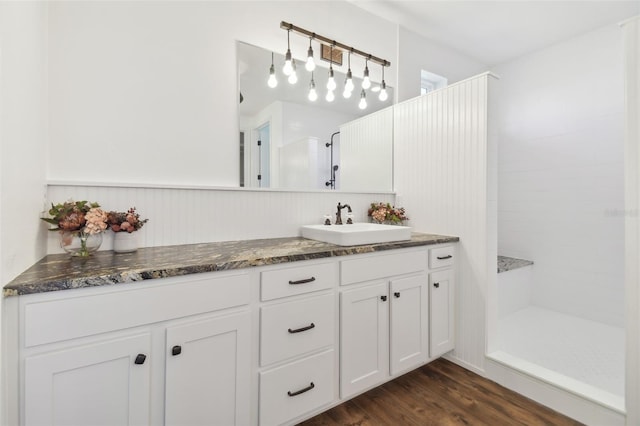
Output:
[394, 73, 498, 373]
[46, 185, 394, 253]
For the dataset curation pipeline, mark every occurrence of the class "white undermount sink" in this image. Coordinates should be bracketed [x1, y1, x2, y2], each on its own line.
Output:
[301, 222, 412, 246]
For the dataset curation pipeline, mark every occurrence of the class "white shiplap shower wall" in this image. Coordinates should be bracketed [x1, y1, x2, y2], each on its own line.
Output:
[394, 73, 497, 373]
[46, 185, 394, 253]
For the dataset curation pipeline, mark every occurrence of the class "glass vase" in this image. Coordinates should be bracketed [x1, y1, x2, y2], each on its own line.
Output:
[60, 231, 103, 257]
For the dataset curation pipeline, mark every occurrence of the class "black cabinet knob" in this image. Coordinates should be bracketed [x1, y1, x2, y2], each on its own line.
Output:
[134, 354, 147, 365]
[380, 295, 387, 302]
[433, 282, 440, 288]
[172, 345, 182, 356]
[394, 292, 400, 298]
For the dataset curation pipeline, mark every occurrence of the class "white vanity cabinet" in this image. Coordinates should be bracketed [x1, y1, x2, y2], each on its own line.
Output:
[258, 260, 338, 426]
[24, 333, 152, 426]
[14, 271, 251, 426]
[6, 238, 458, 426]
[428, 245, 456, 357]
[339, 250, 429, 398]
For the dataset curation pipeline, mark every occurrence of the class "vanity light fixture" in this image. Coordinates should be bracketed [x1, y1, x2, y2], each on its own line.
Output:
[278, 21, 390, 109]
[362, 58, 371, 90]
[288, 58, 298, 84]
[283, 29, 293, 76]
[305, 37, 316, 72]
[358, 89, 367, 110]
[378, 64, 388, 101]
[267, 52, 278, 88]
[308, 73, 318, 101]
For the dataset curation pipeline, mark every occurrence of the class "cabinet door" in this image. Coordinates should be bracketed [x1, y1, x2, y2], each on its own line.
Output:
[24, 333, 151, 426]
[165, 311, 250, 426]
[340, 282, 388, 398]
[429, 269, 455, 357]
[389, 273, 428, 375]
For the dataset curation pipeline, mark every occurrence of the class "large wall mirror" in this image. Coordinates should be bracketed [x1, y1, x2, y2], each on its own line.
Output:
[238, 41, 394, 191]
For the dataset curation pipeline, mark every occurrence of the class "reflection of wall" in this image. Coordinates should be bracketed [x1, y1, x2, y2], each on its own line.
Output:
[241, 101, 355, 188]
[281, 102, 357, 147]
[241, 101, 283, 187]
[279, 137, 328, 189]
[339, 107, 393, 191]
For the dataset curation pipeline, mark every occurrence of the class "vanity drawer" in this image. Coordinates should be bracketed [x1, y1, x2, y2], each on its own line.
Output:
[340, 250, 426, 286]
[429, 245, 455, 269]
[260, 349, 335, 426]
[260, 294, 335, 366]
[261, 262, 336, 301]
[22, 272, 249, 348]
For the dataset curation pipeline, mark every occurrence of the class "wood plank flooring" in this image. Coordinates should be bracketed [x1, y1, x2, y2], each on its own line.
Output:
[299, 359, 583, 426]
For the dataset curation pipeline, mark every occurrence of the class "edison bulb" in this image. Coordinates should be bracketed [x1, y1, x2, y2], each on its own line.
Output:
[379, 88, 388, 101]
[308, 88, 318, 101]
[268, 73, 278, 88]
[358, 97, 367, 109]
[326, 90, 335, 102]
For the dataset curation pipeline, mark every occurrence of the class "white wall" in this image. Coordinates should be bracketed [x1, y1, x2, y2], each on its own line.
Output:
[494, 24, 625, 327]
[397, 26, 487, 102]
[622, 15, 640, 426]
[0, 1, 49, 423]
[46, 1, 398, 187]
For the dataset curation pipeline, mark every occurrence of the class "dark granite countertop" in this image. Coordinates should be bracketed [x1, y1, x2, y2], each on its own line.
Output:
[498, 255, 534, 273]
[4, 233, 459, 297]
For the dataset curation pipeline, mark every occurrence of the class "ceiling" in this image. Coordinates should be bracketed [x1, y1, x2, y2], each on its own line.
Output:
[350, 0, 640, 66]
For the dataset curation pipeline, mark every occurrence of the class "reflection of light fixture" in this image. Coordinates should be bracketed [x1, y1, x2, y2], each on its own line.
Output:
[288, 59, 298, 84]
[327, 44, 337, 91]
[268, 52, 278, 88]
[378, 64, 388, 101]
[344, 50, 354, 98]
[343, 84, 352, 99]
[305, 38, 315, 71]
[283, 29, 293, 76]
[326, 90, 335, 102]
[362, 59, 371, 90]
[308, 73, 318, 101]
[358, 89, 367, 110]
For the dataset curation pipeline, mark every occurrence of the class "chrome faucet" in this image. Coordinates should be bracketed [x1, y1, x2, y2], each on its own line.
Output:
[335, 202, 352, 225]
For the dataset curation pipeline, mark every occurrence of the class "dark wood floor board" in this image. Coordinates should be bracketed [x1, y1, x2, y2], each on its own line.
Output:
[414, 363, 551, 426]
[298, 359, 584, 426]
[430, 361, 583, 426]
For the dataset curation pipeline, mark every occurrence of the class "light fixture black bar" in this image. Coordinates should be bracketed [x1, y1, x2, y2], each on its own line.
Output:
[280, 21, 391, 67]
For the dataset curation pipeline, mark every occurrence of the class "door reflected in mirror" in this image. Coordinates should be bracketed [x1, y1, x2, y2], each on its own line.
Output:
[238, 41, 394, 191]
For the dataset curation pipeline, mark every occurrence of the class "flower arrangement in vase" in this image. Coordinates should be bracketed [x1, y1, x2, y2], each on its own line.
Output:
[368, 202, 409, 225]
[107, 207, 149, 253]
[41, 200, 108, 257]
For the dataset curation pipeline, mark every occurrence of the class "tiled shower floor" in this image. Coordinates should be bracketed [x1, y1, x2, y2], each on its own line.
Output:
[494, 306, 625, 410]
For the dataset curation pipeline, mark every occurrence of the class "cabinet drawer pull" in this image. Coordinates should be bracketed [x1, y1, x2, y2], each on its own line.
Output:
[134, 354, 147, 365]
[172, 345, 182, 356]
[394, 292, 400, 298]
[380, 295, 387, 302]
[437, 255, 453, 260]
[433, 282, 440, 288]
[288, 323, 315, 334]
[288, 277, 316, 285]
[287, 382, 315, 397]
